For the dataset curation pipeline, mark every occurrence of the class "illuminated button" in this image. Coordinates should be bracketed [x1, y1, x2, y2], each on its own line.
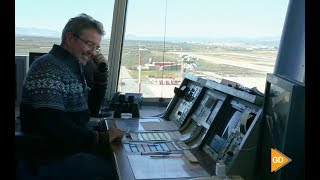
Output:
[148, 144, 157, 151]
[130, 133, 138, 141]
[147, 133, 155, 140]
[166, 142, 177, 151]
[159, 143, 170, 151]
[153, 133, 161, 140]
[158, 133, 167, 140]
[142, 144, 151, 152]
[141, 133, 150, 140]
[137, 144, 144, 152]
[163, 133, 171, 140]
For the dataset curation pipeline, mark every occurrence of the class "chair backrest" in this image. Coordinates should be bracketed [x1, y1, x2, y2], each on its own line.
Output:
[15, 131, 47, 179]
[29, 52, 47, 67]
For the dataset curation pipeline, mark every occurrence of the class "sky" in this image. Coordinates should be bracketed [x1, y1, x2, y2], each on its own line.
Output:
[15, 0, 290, 38]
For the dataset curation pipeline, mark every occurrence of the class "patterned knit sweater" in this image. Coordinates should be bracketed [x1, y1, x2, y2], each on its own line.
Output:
[19, 44, 103, 156]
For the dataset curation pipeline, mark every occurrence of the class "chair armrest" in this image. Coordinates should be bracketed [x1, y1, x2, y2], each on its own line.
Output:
[15, 131, 50, 145]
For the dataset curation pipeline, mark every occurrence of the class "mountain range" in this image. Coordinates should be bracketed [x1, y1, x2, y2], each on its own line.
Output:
[16, 27, 61, 38]
[16, 27, 280, 46]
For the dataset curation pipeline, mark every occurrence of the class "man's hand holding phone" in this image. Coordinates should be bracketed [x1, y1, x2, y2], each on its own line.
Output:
[92, 53, 108, 73]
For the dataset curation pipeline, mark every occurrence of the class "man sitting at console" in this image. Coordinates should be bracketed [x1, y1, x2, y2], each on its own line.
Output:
[18, 13, 123, 179]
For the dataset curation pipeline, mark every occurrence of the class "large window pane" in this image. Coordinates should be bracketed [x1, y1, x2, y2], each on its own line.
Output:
[119, 0, 289, 98]
[15, 0, 115, 58]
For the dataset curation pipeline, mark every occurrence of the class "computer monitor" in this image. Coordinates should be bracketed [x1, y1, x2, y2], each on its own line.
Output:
[29, 52, 47, 67]
[258, 73, 305, 179]
[203, 97, 260, 160]
[15, 56, 28, 106]
[15, 52, 47, 106]
[202, 96, 262, 179]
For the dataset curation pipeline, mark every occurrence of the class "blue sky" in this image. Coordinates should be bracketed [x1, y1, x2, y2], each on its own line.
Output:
[15, 0, 289, 38]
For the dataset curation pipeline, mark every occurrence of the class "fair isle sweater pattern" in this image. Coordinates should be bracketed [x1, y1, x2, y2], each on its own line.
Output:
[22, 53, 88, 112]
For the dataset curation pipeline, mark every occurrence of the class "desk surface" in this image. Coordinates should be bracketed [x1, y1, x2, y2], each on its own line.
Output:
[105, 118, 212, 180]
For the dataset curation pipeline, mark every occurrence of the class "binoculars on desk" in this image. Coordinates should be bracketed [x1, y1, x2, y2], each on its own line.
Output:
[113, 95, 140, 118]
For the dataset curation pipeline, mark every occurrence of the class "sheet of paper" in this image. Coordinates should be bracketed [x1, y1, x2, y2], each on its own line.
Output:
[141, 121, 179, 131]
[127, 154, 209, 179]
[115, 119, 141, 131]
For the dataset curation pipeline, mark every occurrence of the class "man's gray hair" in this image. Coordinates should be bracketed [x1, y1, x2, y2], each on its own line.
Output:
[61, 13, 105, 45]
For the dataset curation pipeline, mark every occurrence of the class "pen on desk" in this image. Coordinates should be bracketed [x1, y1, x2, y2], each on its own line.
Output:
[141, 151, 171, 155]
[127, 140, 174, 144]
[150, 154, 182, 158]
[140, 151, 184, 156]
[123, 130, 178, 133]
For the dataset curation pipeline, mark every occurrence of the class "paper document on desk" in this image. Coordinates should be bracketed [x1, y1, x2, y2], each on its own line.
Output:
[141, 121, 179, 131]
[191, 176, 244, 180]
[115, 119, 141, 131]
[127, 154, 209, 179]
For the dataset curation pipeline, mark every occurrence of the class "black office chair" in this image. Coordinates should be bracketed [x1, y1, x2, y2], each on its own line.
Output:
[15, 131, 45, 179]
[15, 131, 117, 180]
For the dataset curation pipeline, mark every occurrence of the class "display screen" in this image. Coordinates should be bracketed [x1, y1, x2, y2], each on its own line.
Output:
[221, 110, 242, 139]
[259, 73, 305, 179]
[208, 107, 242, 154]
[209, 134, 226, 154]
[193, 94, 217, 118]
[205, 97, 217, 108]
[264, 83, 291, 150]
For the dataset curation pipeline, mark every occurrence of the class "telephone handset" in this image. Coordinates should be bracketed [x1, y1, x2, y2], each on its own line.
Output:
[179, 116, 193, 132]
[179, 121, 203, 144]
[109, 92, 121, 110]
